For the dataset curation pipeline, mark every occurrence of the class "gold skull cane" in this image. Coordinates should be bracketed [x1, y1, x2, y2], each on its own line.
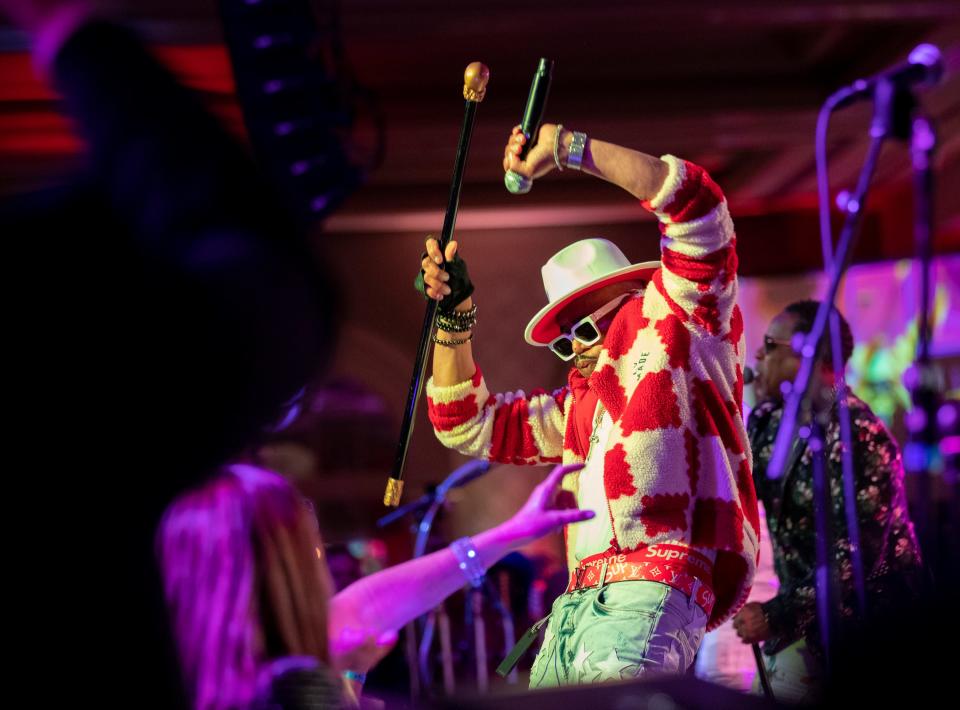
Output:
[383, 63, 490, 506]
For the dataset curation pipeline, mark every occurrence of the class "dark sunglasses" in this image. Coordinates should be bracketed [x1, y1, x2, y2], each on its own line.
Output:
[548, 293, 631, 361]
[763, 334, 793, 354]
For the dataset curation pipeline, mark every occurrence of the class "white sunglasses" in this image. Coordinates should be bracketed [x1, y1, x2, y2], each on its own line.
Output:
[548, 293, 632, 361]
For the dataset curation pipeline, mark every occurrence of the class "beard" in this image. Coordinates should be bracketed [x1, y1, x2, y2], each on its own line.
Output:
[575, 356, 598, 376]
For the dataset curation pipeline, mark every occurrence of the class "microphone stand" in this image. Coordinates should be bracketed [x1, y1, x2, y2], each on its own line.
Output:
[767, 77, 917, 664]
[810, 80, 872, 624]
[902, 112, 948, 586]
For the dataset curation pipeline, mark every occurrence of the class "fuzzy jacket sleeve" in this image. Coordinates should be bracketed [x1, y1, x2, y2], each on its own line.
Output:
[644, 155, 739, 341]
[426, 367, 568, 465]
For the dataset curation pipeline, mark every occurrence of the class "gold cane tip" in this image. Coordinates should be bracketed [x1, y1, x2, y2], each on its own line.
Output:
[463, 62, 490, 102]
[383, 477, 405, 507]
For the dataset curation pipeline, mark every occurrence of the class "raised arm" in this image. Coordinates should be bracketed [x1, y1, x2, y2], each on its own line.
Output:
[505, 123, 669, 201]
[506, 124, 738, 339]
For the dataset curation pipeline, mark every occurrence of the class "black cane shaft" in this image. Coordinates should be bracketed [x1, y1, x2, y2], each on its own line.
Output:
[439, 101, 478, 249]
[387, 97, 481, 500]
[390, 298, 440, 481]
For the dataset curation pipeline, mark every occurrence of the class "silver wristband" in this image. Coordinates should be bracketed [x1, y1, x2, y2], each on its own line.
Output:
[566, 131, 587, 171]
[450, 536, 485, 588]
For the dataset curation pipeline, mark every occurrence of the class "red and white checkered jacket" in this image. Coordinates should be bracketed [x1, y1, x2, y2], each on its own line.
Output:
[426, 156, 759, 630]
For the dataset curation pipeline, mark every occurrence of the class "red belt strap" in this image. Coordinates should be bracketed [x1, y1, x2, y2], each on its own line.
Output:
[566, 544, 716, 618]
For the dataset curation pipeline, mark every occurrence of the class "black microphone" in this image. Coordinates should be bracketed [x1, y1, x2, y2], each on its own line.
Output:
[829, 44, 943, 108]
[505, 57, 555, 194]
[743, 366, 756, 385]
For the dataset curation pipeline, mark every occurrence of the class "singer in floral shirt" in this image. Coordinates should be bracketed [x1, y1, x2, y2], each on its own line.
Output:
[738, 300, 924, 702]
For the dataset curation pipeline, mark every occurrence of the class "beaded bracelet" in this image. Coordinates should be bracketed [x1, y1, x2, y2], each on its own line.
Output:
[436, 317, 475, 333]
[436, 313, 476, 332]
[441, 303, 477, 321]
[433, 332, 474, 347]
[437, 303, 478, 332]
[450, 536, 485, 588]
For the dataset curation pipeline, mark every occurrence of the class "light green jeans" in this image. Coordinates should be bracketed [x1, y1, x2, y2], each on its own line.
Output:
[529, 579, 707, 688]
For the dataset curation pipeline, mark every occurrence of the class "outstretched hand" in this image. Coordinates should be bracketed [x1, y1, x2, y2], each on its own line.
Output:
[500, 462, 593, 548]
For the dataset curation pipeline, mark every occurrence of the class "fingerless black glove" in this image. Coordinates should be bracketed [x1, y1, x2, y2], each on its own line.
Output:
[414, 252, 475, 314]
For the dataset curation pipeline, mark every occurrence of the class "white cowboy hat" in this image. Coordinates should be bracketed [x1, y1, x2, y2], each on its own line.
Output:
[524, 238, 659, 346]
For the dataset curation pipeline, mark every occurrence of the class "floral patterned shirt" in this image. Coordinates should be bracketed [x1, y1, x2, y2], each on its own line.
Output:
[747, 392, 924, 655]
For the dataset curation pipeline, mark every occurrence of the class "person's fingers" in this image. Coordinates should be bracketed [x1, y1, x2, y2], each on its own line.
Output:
[425, 237, 443, 264]
[503, 141, 517, 166]
[422, 246, 451, 299]
[503, 127, 526, 170]
[444, 240, 458, 262]
[542, 462, 585, 490]
[534, 463, 584, 508]
[551, 508, 596, 526]
[422, 257, 449, 282]
[423, 264, 449, 284]
[425, 282, 451, 299]
[423, 264, 449, 283]
[538, 463, 566, 494]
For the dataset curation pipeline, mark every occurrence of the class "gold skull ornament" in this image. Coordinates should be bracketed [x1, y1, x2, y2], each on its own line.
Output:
[463, 62, 490, 102]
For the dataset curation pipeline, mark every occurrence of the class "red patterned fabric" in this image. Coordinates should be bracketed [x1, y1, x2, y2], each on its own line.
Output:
[425, 156, 758, 630]
[603, 444, 638, 500]
[656, 313, 691, 370]
[426, 394, 479, 432]
[620, 370, 682, 433]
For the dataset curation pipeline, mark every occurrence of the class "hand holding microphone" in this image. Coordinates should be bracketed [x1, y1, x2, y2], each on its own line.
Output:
[504, 58, 554, 194]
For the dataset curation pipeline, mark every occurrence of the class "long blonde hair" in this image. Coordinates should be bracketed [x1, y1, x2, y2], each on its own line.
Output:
[158, 464, 333, 709]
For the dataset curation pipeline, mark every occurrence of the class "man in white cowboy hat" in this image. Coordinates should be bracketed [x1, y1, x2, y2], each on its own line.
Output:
[420, 124, 758, 687]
